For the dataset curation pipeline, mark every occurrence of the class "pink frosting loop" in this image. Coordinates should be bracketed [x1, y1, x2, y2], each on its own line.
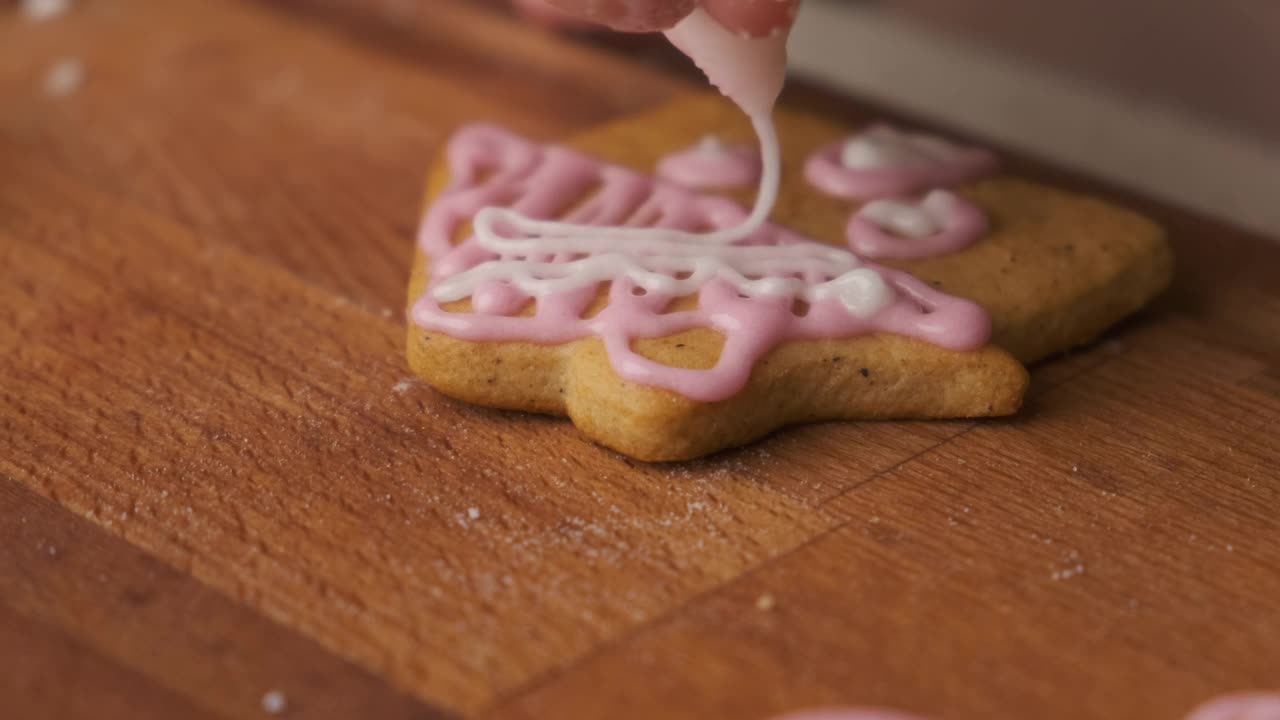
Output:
[847, 190, 989, 260]
[656, 136, 762, 190]
[806, 124, 998, 200]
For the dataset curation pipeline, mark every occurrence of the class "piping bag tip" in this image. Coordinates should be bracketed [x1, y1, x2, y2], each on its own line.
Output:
[664, 8, 790, 117]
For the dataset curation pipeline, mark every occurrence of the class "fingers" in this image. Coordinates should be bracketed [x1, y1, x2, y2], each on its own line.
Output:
[540, 0, 698, 32]
[511, 0, 584, 28]
[532, 0, 801, 36]
[701, 0, 802, 37]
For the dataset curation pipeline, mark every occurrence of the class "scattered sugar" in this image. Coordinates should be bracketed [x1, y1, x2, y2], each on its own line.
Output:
[260, 689, 287, 715]
[467, 507, 480, 520]
[392, 379, 416, 394]
[22, 0, 72, 22]
[755, 593, 776, 611]
[44, 58, 84, 97]
[1051, 564, 1085, 581]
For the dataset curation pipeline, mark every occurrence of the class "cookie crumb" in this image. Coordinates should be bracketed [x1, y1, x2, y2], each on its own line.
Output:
[261, 690, 287, 715]
[755, 593, 776, 611]
[44, 58, 84, 98]
[1051, 563, 1085, 581]
[859, 368, 870, 378]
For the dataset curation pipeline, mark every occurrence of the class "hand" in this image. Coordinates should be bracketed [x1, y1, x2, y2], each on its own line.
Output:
[514, 0, 801, 38]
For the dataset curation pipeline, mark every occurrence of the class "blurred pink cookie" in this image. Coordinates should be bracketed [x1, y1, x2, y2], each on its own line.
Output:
[773, 709, 934, 720]
[1185, 693, 1280, 720]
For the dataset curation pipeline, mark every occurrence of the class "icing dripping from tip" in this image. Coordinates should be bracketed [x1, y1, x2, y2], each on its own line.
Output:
[409, 12, 994, 401]
[462, 3, 793, 294]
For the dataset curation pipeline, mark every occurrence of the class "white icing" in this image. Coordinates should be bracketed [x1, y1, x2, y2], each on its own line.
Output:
[840, 125, 967, 171]
[433, 112, 896, 320]
[696, 135, 726, 154]
[473, 113, 781, 249]
[859, 190, 959, 239]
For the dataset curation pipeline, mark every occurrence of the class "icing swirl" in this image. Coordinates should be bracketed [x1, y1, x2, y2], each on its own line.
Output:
[656, 135, 762, 190]
[806, 124, 998, 200]
[847, 190, 989, 260]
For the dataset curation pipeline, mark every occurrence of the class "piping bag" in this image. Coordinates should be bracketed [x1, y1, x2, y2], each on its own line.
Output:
[662, 7, 791, 234]
[467, 6, 794, 256]
[663, 7, 790, 118]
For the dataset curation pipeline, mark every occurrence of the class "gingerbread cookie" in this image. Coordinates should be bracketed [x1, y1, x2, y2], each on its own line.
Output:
[404, 97, 1170, 460]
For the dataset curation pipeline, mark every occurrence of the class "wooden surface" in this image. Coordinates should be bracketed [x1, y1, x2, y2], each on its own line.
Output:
[2, 1, 1277, 718]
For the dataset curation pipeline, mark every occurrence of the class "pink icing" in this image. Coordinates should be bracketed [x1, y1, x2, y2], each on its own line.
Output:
[766, 693, 1280, 720]
[772, 710, 933, 720]
[1184, 693, 1280, 720]
[847, 192, 989, 260]
[411, 125, 992, 403]
[805, 125, 998, 201]
[656, 137, 762, 190]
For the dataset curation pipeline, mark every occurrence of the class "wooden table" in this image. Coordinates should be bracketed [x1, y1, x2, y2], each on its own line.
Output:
[2, 2, 1277, 718]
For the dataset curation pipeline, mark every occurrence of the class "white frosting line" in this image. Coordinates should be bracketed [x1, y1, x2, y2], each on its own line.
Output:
[859, 190, 958, 239]
[473, 113, 781, 248]
[431, 112, 897, 320]
[840, 125, 966, 171]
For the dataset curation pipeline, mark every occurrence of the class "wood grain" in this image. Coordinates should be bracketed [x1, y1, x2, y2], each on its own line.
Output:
[0, 0, 687, 308]
[490, 324, 1280, 720]
[1, 0, 1277, 718]
[0, 602, 220, 720]
[0, 480, 444, 720]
